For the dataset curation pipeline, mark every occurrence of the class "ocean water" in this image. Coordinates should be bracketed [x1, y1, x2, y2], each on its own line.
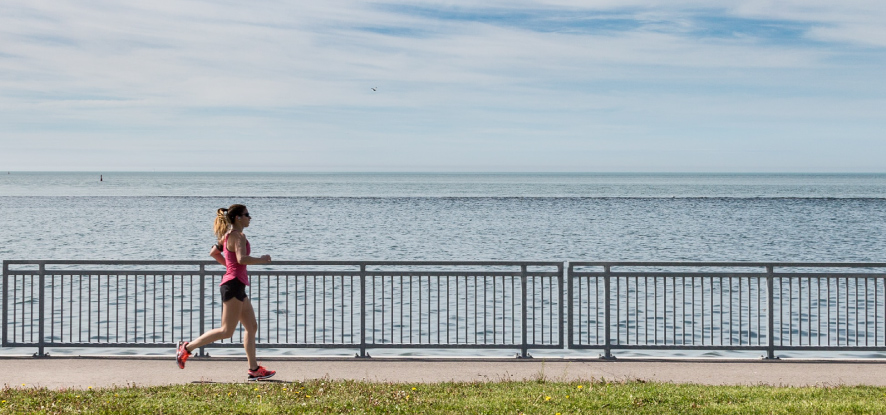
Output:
[2, 172, 885, 358]
[2, 172, 885, 263]
[3, 172, 886, 198]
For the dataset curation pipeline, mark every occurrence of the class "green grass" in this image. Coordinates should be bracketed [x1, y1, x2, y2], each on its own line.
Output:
[2, 378, 886, 414]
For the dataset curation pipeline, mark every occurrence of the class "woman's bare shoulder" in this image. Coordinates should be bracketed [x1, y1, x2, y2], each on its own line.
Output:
[227, 230, 247, 243]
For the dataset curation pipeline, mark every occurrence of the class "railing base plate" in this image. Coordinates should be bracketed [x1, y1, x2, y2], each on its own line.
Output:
[516, 353, 533, 359]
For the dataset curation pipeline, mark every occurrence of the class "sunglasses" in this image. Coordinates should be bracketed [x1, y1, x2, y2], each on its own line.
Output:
[242, 213, 251, 218]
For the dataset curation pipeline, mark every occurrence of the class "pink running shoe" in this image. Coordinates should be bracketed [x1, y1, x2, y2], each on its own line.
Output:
[247, 365, 276, 381]
[176, 341, 191, 369]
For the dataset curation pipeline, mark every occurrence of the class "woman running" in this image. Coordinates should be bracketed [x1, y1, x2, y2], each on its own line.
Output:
[176, 204, 275, 380]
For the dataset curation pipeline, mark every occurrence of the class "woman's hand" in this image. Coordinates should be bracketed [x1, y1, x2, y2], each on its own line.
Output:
[260, 255, 272, 264]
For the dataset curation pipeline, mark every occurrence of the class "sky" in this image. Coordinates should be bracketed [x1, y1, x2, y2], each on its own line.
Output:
[0, 1, 884, 172]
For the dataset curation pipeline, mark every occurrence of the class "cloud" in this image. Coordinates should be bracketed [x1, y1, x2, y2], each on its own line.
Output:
[0, 0, 884, 171]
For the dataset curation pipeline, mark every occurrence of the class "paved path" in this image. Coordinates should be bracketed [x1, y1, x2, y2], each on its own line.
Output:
[4, 357, 886, 389]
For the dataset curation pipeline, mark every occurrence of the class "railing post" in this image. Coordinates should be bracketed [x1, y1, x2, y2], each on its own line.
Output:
[36, 263, 46, 358]
[2, 261, 8, 348]
[519, 264, 532, 358]
[765, 265, 778, 360]
[2, 261, 9, 347]
[198, 264, 208, 357]
[560, 262, 566, 350]
[356, 264, 370, 358]
[601, 265, 614, 360]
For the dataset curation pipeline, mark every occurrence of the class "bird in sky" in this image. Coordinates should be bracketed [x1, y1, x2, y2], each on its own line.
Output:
[371, 87, 377, 91]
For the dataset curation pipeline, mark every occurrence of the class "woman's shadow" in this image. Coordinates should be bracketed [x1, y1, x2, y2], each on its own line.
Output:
[191, 379, 286, 384]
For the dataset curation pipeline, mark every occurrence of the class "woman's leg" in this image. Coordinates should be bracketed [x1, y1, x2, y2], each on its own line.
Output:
[239, 298, 259, 370]
[186, 298, 244, 352]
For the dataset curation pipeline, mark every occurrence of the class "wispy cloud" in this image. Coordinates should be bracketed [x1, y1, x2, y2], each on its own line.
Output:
[0, 0, 883, 171]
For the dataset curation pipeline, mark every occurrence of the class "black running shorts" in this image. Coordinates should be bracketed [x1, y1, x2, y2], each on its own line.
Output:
[220, 279, 247, 302]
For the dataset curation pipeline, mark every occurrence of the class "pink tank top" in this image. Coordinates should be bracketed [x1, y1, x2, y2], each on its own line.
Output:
[220, 232, 250, 286]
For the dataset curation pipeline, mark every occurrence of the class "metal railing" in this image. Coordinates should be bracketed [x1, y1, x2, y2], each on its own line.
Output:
[569, 262, 886, 359]
[2, 260, 563, 358]
[4, 260, 886, 358]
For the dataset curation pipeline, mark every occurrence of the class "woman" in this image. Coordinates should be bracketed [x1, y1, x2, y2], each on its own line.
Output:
[176, 204, 275, 381]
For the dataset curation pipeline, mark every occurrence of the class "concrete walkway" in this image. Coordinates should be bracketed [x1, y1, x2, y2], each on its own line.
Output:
[3, 357, 886, 389]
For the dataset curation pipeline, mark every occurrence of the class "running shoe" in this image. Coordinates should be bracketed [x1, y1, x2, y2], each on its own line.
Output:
[176, 341, 191, 369]
[247, 365, 276, 381]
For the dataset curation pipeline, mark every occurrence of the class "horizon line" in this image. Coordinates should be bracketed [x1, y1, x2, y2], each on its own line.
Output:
[3, 171, 886, 175]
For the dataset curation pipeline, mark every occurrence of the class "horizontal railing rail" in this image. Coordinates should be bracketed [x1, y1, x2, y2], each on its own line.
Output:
[4, 260, 886, 358]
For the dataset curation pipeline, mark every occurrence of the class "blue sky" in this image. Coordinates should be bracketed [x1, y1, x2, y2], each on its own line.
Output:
[1, 1, 884, 172]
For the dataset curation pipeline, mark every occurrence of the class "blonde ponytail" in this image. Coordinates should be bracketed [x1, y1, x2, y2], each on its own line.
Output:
[213, 208, 230, 240]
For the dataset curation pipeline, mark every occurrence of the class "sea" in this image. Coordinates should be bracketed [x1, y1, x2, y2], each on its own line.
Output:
[2, 172, 885, 358]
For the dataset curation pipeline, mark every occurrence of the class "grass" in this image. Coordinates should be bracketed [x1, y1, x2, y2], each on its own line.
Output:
[2, 378, 886, 414]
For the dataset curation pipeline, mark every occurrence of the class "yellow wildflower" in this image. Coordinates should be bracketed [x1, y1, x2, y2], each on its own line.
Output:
[577, 385, 583, 389]
[545, 396, 551, 401]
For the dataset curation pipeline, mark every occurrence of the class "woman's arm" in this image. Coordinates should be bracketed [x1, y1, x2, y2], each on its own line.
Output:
[209, 243, 225, 265]
[231, 232, 272, 265]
